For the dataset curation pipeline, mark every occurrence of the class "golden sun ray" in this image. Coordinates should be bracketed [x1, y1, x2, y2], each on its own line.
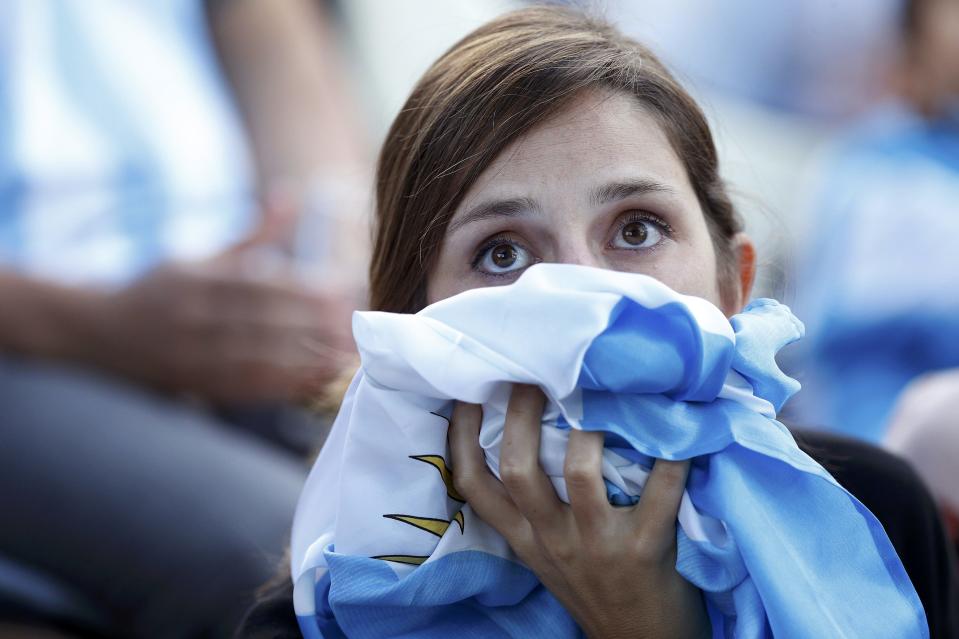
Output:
[410, 455, 465, 502]
[373, 435, 469, 566]
[452, 510, 464, 533]
[383, 514, 452, 537]
[375, 510, 465, 562]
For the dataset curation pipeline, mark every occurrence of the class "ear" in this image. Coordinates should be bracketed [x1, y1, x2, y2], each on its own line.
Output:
[723, 233, 755, 316]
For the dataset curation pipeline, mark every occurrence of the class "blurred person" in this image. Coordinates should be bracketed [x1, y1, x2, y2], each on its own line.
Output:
[886, 368, 959, 548]
[791, 0, 959, 442]
[0, 0, 368, 637]
[603, 0, 900, 119]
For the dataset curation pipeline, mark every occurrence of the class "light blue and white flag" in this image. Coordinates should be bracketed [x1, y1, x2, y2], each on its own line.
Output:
[291, 263, 927, 639]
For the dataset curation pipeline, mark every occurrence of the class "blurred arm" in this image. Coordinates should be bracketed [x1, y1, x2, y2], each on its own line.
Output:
[0, 262, 355, 404]
[0, 269, 104, 362]
[206, 0, 370, 193]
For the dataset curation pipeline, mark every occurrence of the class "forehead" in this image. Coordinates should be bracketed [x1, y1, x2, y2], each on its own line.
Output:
[456, 90, 693, 211]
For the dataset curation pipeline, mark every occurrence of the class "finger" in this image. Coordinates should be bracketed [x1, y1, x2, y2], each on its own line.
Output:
[299, 335, 356, 363]
[448, 401, 528, 537]
[214, 278, 319, 326]
[205, 278, 355, 344]
[564, 429, 610, 531]
[632, 459, 690, 544]
[289, 361, 357, 400]
[499, 385, 564, 528]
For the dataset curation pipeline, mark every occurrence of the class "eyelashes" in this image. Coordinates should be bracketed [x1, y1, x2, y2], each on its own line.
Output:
[619, 211, 672, 236]
[470, 233, 537, 277]
[610, 212, 672, 250]
[468, 211, 673, 278]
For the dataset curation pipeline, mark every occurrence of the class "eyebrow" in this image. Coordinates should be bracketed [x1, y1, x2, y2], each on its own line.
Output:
[447, 196, 541, 234]
[447, 178, 676, 234]
[588, 178, 675, 207]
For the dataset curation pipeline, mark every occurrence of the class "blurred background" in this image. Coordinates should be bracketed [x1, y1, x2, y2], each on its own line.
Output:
[1, 0, 957, 636]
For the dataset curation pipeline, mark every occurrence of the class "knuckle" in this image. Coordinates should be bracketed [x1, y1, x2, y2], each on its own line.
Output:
[631, 532, 666, 565]
[542, 533, 578, 563]
[499, 460, 536, 488]
[508, 528, 539, 561]
[452, 471, 478, 498]
[563, 461, 594, 489]
[550, 545, 576, 564]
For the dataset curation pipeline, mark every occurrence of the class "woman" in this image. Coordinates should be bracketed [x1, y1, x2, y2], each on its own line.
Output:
[237, 6, 959, 638]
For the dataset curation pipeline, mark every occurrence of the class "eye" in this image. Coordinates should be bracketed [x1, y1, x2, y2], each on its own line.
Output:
[473, 237, 535, 275]
[610, 215, 667, 250]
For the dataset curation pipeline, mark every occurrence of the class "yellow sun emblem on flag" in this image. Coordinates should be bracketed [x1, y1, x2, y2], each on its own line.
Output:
[372, 453, 466, 566]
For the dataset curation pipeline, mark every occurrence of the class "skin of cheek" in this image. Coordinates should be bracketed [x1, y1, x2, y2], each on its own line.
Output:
[629, 241, 723, 307]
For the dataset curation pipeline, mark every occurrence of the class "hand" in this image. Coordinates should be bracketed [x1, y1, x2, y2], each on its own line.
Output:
[449, 384, 710, 639]
[93, 259, 356, 405]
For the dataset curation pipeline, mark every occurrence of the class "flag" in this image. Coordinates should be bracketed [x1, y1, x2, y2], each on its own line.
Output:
[291, 263, 926, 638]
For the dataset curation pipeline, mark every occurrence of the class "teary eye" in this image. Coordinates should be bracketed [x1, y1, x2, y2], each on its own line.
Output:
[473, 237, 535, 276]
[611, 215, 667, 250]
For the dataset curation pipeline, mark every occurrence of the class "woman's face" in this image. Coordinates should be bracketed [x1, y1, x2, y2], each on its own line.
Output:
[427, 90, 750, 315]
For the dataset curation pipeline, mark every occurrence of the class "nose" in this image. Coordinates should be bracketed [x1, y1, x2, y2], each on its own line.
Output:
[553, 240, 604, 269]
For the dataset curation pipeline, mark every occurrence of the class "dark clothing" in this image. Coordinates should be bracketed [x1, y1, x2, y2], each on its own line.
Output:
[0, 357, 319, 639]
[234, 578, 303, 639]
[235, 429, 959, 638]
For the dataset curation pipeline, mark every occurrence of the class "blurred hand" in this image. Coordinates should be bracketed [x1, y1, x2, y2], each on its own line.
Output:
[96, 257, 356, 405]
[449, 385, 710, 639]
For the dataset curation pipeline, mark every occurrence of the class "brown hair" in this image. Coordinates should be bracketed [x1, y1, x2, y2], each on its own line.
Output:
[369, 5, 741, 313]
